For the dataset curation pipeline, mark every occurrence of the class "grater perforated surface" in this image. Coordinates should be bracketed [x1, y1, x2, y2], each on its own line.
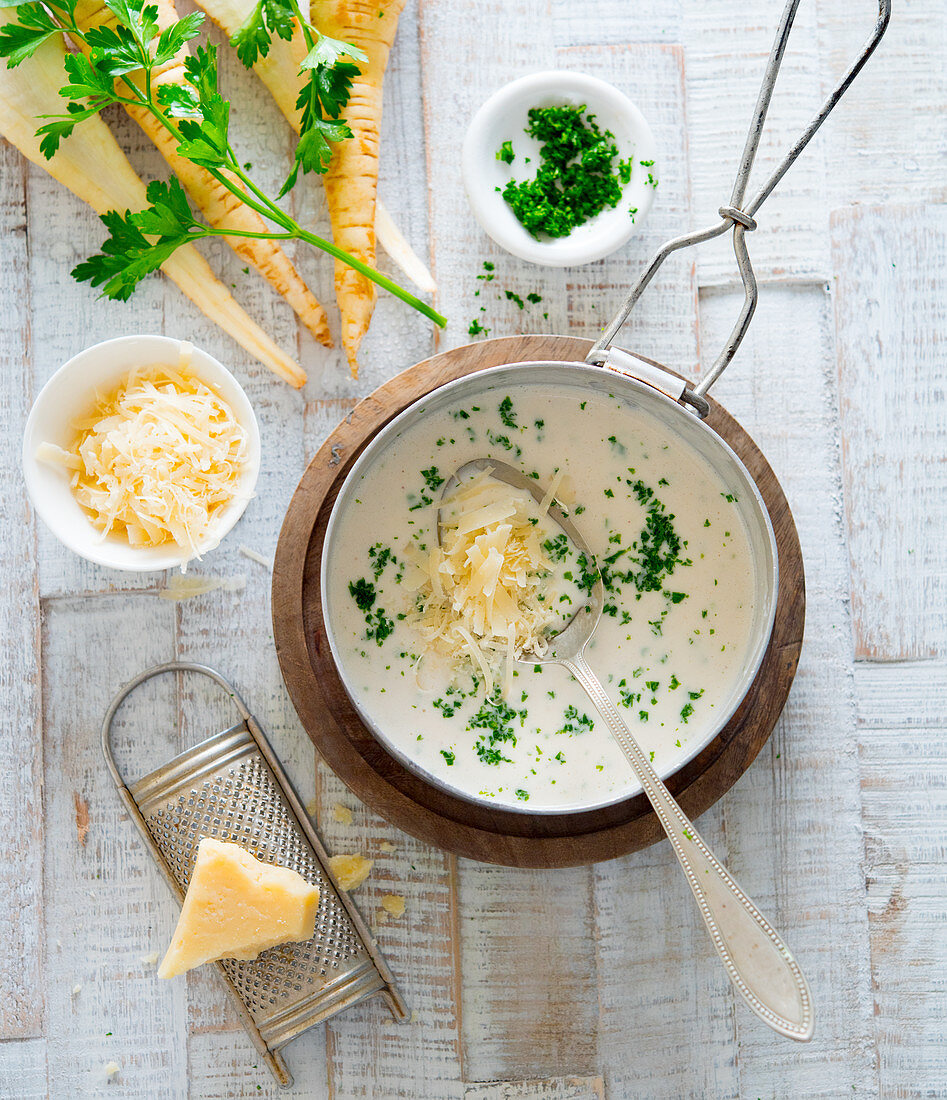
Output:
[143, 749, 366, 1019]
[103, 662, 406, 1085]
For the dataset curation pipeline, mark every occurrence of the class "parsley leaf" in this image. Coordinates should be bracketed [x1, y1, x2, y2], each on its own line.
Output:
[0, 3, 61, 68]
[230, 0, 295, 66]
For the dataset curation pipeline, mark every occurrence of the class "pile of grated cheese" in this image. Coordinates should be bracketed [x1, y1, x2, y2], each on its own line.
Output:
[38, 358, 248, 557]
[406, 469, 564, 698]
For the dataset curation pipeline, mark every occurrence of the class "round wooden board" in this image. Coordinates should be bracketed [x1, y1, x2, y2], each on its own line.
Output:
[273, 335, 805, 868]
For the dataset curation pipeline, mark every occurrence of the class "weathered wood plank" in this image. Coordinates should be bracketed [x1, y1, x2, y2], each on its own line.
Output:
[817, 0, 947, 210]
[551, 0, 682, 48]
[318, 771, 464, 1100]
[464, 1077, 605, 1100]
[682, 0, 829, 284]
[555, 44, 698, 375]
[0, 140, 44, 1041]
[699, 284, 875, 1096]
[458, 861, 598, 1082]
[41, 595, 188, 1098]
[187, 1028, 329, 1097]
[419, 0, 558, 354]
[172, 269, 312, 1041]
[855, 660, 947, 1100]
[831, 203, 947, 660]
[0, 1038, 47, 1100]
[591, 811, 741, 1099]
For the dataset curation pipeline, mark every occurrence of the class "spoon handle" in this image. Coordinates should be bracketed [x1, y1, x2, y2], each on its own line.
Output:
[564, 653, 814, 1041]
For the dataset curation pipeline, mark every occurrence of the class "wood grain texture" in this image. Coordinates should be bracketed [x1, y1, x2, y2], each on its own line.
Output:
[855, 661, 947, 1099]
[318, 783, 464, 1100]
[682, 0, 830, 284]
[186, 1028, 328, 1098]
[0, 141, 44, 1040]
[698, 285, 876, 1097]
[0, 1038, 47, 1100]
[817, 0, 947, 210]
[464, 1077, 605, 1100]
[591, 809, 743, 1100]
[41, 596, 187, 1098]
[831, 203, 947, 660]
[458, 862, 597, 1081]
[272, 334, 803, 867]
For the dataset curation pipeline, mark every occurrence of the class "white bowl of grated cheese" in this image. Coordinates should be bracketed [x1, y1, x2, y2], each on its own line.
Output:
[23, 335, 261, 572]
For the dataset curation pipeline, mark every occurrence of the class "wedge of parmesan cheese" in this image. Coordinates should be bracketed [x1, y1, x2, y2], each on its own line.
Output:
[407, 470, 564, 696]
[157, 839, 319, 978]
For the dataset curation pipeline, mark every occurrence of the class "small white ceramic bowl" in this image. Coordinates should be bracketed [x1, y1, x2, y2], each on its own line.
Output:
[462, 70, 658, 266]
[22, 335, 261, 572]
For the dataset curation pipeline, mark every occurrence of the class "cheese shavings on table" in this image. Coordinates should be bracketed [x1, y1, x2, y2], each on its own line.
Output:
[328, 854, 374, 891]
[406, 470, 565, 698]
[37, 364, 248, 556]
[157, 839, 319, 978]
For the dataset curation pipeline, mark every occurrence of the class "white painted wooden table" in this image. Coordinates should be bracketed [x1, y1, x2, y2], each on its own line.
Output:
[2, 0, 945, 1095]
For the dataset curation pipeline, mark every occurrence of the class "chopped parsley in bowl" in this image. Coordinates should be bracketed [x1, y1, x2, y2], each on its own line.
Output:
[462, 71, 658, 266]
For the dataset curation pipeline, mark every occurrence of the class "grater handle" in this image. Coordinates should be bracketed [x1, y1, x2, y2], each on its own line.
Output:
[587, 0, 891, 405]
[101, 660, 252, 791]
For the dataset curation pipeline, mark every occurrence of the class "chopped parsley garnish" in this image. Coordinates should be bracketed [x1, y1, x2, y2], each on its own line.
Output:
[556, 704, 594, 736]
[348, 578, 375, 611]
[421, 467, 445, 492]
[496, 139, 515, 164]
[505, 289, 526, 309]
[499, 105, 630, 239]
[515, 788, 530, 801]
[469, 692, 518, 766]
[441, 749, 456, 766]
[468, 318, 490, 337]
[365, 608, 394, 645]
[498, 396, 518, 428]
[619, 686, 640, 708]
[543, 533, 570, 561]
[681, 702, 695, 722]
[368, 543, 398, 580]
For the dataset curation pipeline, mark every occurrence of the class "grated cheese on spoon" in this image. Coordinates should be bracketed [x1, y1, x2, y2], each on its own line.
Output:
[38, 361, 248, 557]
[406, 469, 565, 698]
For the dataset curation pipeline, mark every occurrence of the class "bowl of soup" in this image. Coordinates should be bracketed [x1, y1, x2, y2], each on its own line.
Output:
[321, 361, 777, 815]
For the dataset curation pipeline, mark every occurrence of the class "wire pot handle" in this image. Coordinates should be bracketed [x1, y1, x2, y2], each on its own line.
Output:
[587, 0, 892, 402]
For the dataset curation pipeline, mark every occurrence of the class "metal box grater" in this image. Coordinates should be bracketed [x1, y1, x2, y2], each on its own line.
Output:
[102, 661, 408, 1087]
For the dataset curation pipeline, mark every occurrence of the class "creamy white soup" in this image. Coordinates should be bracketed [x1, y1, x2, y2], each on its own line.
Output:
[325, 381, 758, 811]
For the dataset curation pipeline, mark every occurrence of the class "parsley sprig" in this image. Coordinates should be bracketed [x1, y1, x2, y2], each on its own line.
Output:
[0, 0, 446, 325]
[230, 0, 365, 193]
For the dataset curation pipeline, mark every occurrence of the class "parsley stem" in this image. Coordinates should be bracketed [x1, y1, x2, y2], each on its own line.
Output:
[286, 0, 317, 51]
[294, 226, 447, 325]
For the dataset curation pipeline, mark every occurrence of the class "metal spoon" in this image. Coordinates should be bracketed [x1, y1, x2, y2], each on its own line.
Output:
[441, 459, 814, 1041]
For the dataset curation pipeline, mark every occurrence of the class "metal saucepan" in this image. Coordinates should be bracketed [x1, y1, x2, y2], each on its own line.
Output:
[320, 0, 890, 808]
